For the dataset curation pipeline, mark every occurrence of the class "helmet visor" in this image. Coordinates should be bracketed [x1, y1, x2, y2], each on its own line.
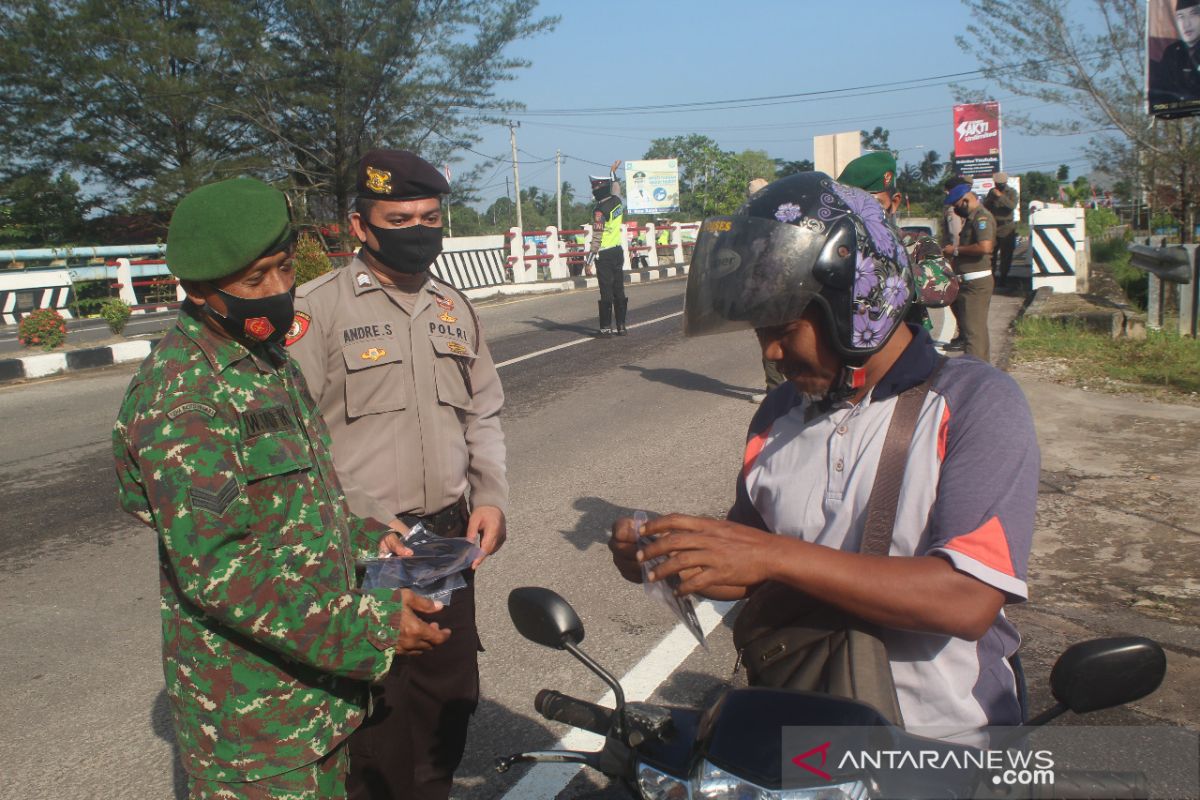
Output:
[683, 215, 829, 337]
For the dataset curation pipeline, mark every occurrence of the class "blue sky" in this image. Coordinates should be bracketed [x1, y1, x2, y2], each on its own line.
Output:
[454, 0, 1096, 210]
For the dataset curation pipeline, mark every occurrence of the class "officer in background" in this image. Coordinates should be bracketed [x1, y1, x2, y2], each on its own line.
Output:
[288, 149, 508, 800]
[984, 172, 1018, 288]
[114, 177, 449, 799]
[589, 167, 628, 336]
[943, 183, 996, 361]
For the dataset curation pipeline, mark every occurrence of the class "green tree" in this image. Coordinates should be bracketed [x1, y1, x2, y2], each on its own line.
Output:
[643, 135, 755, 216]
[956, 0, 1200, 239]
[0, 0, 260, 208]
[916, 151, 942, 183]
[1021, 171, 1059, 204]
[860, 126, 893, 154]
[0, 169, 88, 246]
[775, 158, 814, 177]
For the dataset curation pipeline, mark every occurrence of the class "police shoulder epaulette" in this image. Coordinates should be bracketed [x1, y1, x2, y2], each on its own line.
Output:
[294, 268, 340, 299]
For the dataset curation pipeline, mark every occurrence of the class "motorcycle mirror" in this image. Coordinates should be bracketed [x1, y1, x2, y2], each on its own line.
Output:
[508, 587, 585, 650]
[1050, 636, 1166, 714]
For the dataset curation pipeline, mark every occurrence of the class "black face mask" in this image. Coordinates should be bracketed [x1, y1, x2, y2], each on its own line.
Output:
[206, 286, 294, 346]
[363, 222, 443, 275]
[953, 204, 970, 219]
[592, 183, 611, 201]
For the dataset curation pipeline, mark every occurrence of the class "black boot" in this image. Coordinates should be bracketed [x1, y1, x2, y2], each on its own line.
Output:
[597, 301, 613, 336]
[614, 297, 628, 335]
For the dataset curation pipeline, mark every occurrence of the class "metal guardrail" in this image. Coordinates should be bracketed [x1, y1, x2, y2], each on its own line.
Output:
[1126, 244, 1193, 283]
[1127, 240, 1199, 336]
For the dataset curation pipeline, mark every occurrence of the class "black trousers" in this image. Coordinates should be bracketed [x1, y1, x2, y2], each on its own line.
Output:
[596, 247, 626, 304]
[348, 532, 480, 800]
[993, 231, 1016, 284]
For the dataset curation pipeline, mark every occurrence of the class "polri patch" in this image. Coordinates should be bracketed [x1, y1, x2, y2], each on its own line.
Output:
[167, 401, 217, 420]
[242, 406, 294, 438]
[285, 311, 311, 347]
[190, 477, 241, 516]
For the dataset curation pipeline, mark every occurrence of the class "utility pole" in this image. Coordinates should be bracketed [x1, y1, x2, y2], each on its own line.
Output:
[555, 150, 563, 230]
[509, 122, 524, 238]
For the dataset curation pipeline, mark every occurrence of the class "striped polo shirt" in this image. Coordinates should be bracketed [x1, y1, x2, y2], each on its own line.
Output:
[728, 325, 1039, 739]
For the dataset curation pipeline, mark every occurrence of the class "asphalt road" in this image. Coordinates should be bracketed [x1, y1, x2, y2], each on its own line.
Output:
[1, 278, 1196, 799]
[0, 278, 763, 800]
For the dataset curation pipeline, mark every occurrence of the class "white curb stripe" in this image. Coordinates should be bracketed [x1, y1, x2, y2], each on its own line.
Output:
[494, 312, 683, 370]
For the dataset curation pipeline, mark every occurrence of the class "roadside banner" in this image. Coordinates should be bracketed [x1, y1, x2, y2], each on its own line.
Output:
[624, 159, 680, 215]
[1147, 0, 1200, 118]
[952, 102, 1001, 177]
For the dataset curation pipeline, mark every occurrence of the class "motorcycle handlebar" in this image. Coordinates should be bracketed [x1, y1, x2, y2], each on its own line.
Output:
[1028, 769, 1147, 798]
[534, 689, 614, 736]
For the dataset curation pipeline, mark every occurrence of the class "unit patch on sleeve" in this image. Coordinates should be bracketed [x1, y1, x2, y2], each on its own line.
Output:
[285, 311, 311, 346]
[167, 401, 217, 420]
[241, 406, 295, 438]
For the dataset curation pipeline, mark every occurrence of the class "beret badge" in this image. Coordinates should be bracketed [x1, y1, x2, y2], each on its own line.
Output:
[365, 166, 393, 195]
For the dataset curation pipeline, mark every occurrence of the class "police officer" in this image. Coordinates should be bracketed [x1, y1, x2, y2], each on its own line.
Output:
[943, 183, 996, 361]
[589, 169, 627, 335]
[113, 177, 449, 799]
[288, 149, 508, 800]
[984, 172, 1018, 287]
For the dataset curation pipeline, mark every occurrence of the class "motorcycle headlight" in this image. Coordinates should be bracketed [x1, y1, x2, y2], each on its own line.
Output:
[637, 762, 691, 799]
[692, 760, 871, 800]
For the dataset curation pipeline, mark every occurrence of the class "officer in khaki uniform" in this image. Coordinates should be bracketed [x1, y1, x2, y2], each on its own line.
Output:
[942, 183, 996, 362]
[984, 171, 1019, 287]
[288, 149, 506, 800]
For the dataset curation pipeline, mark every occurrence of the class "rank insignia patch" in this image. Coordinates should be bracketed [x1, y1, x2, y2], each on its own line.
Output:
[356, 272, 372, 287]
[447, 341, 468, 355]
[285, 311, 311, 347]
[438, 311, 457, 323]
[435, 295, 454, 311]
[361, 347, 387, 362]
[365, 166, 393, 194]
[190, 477, 242, 516]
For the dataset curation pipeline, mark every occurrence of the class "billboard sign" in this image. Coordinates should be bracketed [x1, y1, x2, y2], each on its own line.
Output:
[624, 159, 680, 215]
[953, 103, 1001, 177]
[1147, 0, 1200, 118]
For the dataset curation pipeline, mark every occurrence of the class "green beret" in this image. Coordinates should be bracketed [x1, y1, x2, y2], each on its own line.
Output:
[838, 151, 898, 193]
[167, 178, 291, 281]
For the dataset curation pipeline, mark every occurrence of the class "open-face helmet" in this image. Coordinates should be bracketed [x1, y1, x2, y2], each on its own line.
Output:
[683, 172, 913, 362]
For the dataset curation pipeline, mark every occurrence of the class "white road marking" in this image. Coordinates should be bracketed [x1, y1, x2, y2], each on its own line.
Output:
[498, 599, 735, 800]
[494, 312, 683, 369]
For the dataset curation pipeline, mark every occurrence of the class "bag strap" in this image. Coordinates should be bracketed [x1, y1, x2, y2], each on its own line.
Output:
[859, 356, 946, 557]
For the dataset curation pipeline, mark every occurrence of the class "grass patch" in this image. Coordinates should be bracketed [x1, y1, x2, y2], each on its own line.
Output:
[1013, 316, 1200, 396]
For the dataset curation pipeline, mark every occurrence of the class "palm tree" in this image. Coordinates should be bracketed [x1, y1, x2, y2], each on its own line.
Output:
[918, 151, 942, 184]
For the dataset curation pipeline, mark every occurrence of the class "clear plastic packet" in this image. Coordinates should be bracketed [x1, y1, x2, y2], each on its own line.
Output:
[360, 522, 484, 603]
[635, 511, 706, 647]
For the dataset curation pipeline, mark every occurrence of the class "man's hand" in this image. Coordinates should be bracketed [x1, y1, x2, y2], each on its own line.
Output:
[378, 528, 413, 557]
[941, 243, 955, 258]
[636, 514, 776, 596]
[466, 505, 506, 569]
[394, 589, 452, 654]
[608, 516, 643, 584]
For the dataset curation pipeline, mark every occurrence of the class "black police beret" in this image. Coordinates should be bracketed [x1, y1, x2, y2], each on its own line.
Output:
[357, 149, 450, 200]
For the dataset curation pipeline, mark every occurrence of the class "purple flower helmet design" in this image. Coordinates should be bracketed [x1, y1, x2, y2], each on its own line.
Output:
[853, 253, 879, 298]
[852, 306, 890, 348]
[774, 203, 803, 223]
[882, 273, 908, 309]
[829, 182, 904, 262]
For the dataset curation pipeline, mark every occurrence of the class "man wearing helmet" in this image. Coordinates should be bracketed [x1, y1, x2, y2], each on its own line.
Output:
[588, 164, 628, 335]
[608, 173, 1038, 740]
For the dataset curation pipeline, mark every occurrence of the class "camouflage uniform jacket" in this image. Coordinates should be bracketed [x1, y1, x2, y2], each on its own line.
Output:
[113, 304, 407, 783]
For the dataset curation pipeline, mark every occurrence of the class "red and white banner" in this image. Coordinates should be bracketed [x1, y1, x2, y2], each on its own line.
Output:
[952, 102, 1002, 177]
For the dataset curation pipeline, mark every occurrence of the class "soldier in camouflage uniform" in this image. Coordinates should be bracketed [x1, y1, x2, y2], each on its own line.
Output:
[113, 177, 450, 799]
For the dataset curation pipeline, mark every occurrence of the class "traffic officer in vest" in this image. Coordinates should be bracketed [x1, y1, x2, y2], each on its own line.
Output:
[288, 149, 508, 800]
[589, 169, 628, 335]
[942, 183, 996, 361]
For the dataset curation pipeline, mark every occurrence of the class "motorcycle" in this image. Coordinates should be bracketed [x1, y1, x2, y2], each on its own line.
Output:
[496, 587, 1167, 799]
